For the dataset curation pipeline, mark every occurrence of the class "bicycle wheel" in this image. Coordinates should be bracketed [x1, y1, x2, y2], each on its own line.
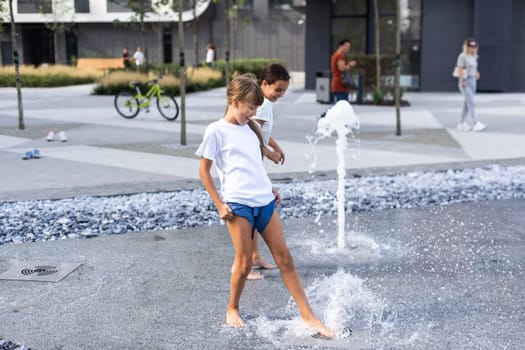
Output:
[114, 91, 140, 119]
[156, 92, 179, 121]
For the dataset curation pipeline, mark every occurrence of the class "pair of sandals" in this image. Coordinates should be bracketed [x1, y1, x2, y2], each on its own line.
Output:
[22, 149, 41, 160]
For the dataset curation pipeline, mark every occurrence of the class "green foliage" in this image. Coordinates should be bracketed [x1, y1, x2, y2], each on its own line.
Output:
[372, 88, 384, 105]
[0, 73, 95, 87]
[215, 58, 286, 80]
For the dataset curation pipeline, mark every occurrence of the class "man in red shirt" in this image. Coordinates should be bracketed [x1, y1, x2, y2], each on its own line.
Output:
[330, 39, 356, 103]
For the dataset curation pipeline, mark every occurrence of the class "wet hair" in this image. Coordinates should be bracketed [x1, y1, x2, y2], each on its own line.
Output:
[338, 39, 351, 47]
[226, 74, 265, 158]
[258, 63, 290, 85]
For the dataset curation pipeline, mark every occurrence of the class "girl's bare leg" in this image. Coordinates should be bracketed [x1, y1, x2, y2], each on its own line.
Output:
[261, 211, 336, 338]
[252, 232, 277, 269]
[225, 216, 254, 328]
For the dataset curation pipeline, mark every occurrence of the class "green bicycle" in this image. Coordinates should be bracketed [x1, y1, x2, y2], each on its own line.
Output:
[114, 79, 179, 121]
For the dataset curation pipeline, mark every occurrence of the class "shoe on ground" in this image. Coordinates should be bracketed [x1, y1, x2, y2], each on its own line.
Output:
[22, 150, 33, 160]
[32, 149, 41, 159]
[58, 130, 67, 142]
[472, 122, 487, 132]
[456, 122, 471, 131]
[46, 131, 55, 141]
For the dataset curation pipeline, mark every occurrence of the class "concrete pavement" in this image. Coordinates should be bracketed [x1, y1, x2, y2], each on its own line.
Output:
[1, 83, 524, 201]
[1, 81, 525, 349]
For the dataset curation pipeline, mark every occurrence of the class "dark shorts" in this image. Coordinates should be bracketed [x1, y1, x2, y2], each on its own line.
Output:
[228, 199, 276, 239]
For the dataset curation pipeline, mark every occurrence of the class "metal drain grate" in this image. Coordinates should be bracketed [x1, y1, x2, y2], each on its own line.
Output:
[0, 261, 82, 282]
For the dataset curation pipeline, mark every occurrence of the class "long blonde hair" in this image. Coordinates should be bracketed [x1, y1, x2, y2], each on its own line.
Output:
[225, 74, 265, 158]
[462, 38, 478, 57]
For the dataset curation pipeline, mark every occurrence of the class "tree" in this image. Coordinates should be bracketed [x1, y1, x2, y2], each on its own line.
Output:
[110, 0, 151, 53]
[223, 0, 231, 85]
[39, 0, 75, 65]
[176, 0, 187, 145]
[8, 0, 24, 129]
[373, 0, 381, 92]
[394, 0, 401, 136]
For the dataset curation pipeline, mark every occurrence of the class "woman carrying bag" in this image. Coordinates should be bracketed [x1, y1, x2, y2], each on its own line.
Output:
[455, 38, 487, 132]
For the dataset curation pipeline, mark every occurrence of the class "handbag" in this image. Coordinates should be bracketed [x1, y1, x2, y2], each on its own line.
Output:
[341, 70, 356, 89]
[452, 66, 461, 78]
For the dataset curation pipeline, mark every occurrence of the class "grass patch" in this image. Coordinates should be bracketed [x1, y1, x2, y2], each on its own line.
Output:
[93, 66, 223, 95]
[0, 65, 103, 87]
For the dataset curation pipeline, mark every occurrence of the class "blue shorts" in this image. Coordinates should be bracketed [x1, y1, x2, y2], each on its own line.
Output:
[228, 199, 276, 239]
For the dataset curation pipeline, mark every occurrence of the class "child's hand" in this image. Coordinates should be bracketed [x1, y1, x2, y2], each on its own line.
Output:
[267, 150, 285, 165]
[218, 202, 234, 221]
[272, 187, 281, 205]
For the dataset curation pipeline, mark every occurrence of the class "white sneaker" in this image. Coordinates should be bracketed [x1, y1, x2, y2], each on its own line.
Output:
[456, 122, 471, 131]
[58, 130, 68, 142]
[46, 131, 55, 142]
[472, 122, 487, 132]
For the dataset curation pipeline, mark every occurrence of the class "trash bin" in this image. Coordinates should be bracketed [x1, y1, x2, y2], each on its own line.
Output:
[316, 70, 331, 104]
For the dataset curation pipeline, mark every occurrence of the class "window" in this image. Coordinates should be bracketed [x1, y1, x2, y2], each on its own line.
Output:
[332, 0, 367, 16]
[75, 0, 90, 13]
[233, 0, 252, 10]
[18, 0, 51, 13]
[270, 0, 293, 10]
[108, 0, 153, 13]
[331, 18, 367, 55]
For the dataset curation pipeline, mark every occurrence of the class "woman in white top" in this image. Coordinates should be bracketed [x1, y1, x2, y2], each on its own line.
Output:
[456, 38, 486, 132]
[205, 43, 216, 67]
[196, 74, 335, 338]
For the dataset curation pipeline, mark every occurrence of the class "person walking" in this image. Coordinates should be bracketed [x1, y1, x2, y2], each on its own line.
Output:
[133, 46, 145, 67]
[456, 38, 486, 132]
[122, 47, 131, 69]
[196, 74, 335, 338]
[205, 43, 216, 67]
[330, 39, 356, 103]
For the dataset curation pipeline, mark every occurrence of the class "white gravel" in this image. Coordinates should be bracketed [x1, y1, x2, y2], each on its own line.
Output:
[1, 164, 523, 245]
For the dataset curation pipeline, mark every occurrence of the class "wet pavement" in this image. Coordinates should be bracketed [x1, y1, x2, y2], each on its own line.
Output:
[1, 82, 525, 349]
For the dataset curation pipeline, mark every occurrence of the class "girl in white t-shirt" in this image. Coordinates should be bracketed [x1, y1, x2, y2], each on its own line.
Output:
[247, 63, 290, 279]
[196, 74, 335, 338]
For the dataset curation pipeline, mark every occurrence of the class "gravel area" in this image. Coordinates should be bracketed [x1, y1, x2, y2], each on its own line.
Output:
[0, 337, 30, 350]
[1, 164, 523, 246]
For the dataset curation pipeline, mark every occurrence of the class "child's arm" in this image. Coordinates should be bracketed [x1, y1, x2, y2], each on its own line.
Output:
[268, 137, 285, 164]
[199, 157, 234, 220]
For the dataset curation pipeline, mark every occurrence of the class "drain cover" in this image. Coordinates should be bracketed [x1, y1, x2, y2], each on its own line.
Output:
[0, 261, 82, 282]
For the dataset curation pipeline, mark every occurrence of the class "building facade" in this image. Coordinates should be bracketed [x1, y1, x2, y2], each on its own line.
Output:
[2, 0, 524, 92]
[305, 0, 525, 92]
[1, 0, 306, 70]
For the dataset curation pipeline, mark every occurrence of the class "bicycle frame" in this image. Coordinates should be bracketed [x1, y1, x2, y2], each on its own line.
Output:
[132, 83, 163, 109]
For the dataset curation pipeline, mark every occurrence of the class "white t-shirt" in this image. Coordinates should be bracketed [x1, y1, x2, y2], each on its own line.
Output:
[133, 51, 145, 65]
[196, 119, 274, 207]
[253, 98, 273, 144]
[206, 48, 215, 64]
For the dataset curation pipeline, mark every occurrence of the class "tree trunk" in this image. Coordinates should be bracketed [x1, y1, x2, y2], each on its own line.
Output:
[224, 0, 231, 85]
[53, 29, 59, 64]
[395, 0, 401, 136]
[178, 0, 187, 145]
[192, 0, 199, 66]
[373, 0, 380, 89]
[9, 0, 24, 130]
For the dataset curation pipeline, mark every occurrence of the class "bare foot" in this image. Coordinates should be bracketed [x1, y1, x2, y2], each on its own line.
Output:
[231, 266, 264, 280]
[246, 269, 264, 280]
[226, 309, 245, 328]
[252, 257, 276, 270]
[303, 317, 336, 339]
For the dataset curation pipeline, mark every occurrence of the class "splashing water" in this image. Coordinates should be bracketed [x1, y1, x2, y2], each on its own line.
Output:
[309, 101, 360, 249]
[249, 270, 392, 348]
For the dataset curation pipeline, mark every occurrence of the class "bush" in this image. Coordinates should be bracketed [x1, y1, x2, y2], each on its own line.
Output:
[0, 65, 103, 87]
[93, 66, 223, 96]
[215, 58, 286, 80]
